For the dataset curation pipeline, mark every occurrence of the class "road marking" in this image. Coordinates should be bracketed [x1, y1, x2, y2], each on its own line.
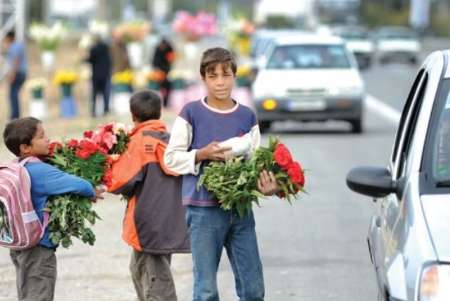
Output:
[366, 94, 401, 124]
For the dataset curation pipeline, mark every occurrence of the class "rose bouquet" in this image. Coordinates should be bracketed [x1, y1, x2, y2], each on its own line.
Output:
[172, 11, 218, 41]
[45, 123, 129, 248]
[198, 137, 305, 217]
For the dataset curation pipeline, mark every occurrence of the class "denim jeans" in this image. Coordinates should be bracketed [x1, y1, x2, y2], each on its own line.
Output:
[9, 72, 26, 119]
[186, 206, 265, 301]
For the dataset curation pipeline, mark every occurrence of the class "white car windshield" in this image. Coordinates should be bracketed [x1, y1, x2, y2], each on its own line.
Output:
[432, 91, 450, 181]
[266, 45, 351, 69]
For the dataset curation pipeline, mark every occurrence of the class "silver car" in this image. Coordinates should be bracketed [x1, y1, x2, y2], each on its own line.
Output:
[347, 50, 450, 300]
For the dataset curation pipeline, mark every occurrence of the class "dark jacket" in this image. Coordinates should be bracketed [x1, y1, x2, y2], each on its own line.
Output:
[108, 120, 190, 254]
[88, 41, 112, 82]
[152, 42, 174, 74]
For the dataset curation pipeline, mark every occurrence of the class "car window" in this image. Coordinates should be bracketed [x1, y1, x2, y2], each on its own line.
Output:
[266, 45, 351, 69]
[397, 74, 428, 178]
[431, 82, 450, 181]
[391, 69, 425, 166]
[378, 29, 416, 40]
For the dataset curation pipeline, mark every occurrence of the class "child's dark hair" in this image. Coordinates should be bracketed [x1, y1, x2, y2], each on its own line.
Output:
[200, 47, 237, 78]
[6, 31, 15, 40]
[130, 90, 161, 122]
[3, 117, 41, 156]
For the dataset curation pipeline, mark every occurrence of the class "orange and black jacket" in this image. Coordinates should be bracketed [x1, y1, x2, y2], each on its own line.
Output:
[108, 120, 190, 254]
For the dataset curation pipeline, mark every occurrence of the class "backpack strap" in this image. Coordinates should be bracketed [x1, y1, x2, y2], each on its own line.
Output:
[16, 156, 42, 166]
[41, 212, 50, 236]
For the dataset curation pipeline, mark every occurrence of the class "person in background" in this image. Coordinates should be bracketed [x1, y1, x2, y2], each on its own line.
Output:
[3, 31, 27, 120]
[86, 34, 112, 117]
[111, 33, 130, 74]
[152, 38, 175, 107]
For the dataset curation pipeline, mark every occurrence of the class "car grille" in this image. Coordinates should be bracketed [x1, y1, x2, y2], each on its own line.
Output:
[287, 88, 327, 99]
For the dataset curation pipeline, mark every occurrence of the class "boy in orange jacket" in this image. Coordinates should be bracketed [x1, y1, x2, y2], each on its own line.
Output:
[108, 90, 189, 301]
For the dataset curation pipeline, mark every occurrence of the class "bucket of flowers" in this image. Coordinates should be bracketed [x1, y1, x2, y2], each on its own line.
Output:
[113, 21, 151, 69]
[53, 70, 79, 118]
[29, 22, 67, 70]
[112, 69, 134, 115]
[146, 70, 166, 91]
[27, 78, 48, 119]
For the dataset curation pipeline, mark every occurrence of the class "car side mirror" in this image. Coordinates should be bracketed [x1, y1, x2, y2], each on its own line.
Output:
[346, 166, 396, 198]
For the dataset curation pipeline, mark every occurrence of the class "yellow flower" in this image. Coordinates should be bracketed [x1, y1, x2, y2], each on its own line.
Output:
[236, 65, 251, 78]
[112, 70, 134, 85]
[53, 71, 79, 85]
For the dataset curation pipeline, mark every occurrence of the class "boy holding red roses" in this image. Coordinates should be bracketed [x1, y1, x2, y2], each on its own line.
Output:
[164, 48, 278, 301]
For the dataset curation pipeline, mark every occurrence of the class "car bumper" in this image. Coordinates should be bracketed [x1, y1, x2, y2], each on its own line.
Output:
[255, 97, 363, 122]
[379, 50, 418, 58]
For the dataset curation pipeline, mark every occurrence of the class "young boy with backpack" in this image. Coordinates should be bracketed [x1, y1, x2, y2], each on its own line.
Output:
[1, 117, 102, 301]
[164, 48, 278, 301]
[108, 90, 190, 301]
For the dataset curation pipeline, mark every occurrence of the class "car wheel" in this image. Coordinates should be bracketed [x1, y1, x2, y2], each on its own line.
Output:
[350, 119, 363, 134]
[258, 121, 271, 133]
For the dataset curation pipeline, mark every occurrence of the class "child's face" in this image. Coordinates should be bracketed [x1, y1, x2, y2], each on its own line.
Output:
[20, 123, 50, 157]
[203, 63, 235, 101]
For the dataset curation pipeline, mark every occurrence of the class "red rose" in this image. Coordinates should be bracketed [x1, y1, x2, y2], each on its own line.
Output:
[67, 139, 79, 149]
[103, 124, 114, 132]
[83, 130, 94, 139]
[75, 149, 91, 159]
[75, 140, 99, 159]
[273, 143, 293, 170]
[287, 161, 305, 187]
[48, 142, 63, 157]
[102, 168, 113, 187]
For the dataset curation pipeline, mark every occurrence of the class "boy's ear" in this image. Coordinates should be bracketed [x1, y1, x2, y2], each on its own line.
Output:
[19, 143, 31, 156]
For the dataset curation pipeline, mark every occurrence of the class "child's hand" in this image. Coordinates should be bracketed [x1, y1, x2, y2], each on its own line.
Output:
[91, 187, 106, 202]
[196, 142, 231, 162]
[257, 170, 279, 196]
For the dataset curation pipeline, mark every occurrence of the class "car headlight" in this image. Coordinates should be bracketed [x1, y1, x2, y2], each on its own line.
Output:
[420, 264, 450, 300]
[261, 99, 278, 111]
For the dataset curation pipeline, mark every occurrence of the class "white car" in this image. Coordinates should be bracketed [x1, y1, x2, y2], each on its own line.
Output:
[347, 50, 450, 300]
[252, 34, 365, 133]
[333, 26, 374, 69]
[375, 26, 421, 64]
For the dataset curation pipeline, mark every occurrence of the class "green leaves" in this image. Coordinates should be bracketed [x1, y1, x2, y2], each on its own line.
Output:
[46, 144, 106, 248]
[199, 138, 303, 218]
[47, 195, 101, 248]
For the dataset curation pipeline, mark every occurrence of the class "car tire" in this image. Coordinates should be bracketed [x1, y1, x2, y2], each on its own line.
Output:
[350, 119, 363, 134]
[258, 121, 271, 133]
